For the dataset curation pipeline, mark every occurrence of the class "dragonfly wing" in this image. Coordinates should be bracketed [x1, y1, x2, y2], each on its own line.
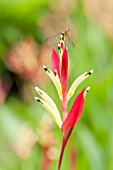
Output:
[46, 33, 60, 44]
[66, 35, 75, 48]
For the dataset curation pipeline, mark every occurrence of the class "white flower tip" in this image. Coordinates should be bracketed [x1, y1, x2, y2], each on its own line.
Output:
[43, 65, 46, 69]
[35, 97, 38, 100]
[35, 97, 43, 104]
[35, 86, 39, 92]
[84, 86, 90, 97]
[84, 70, 93, 77]
[35, 87, 43, 97]
[43, 65, 46, 70]
[90, 70, 94, 74]
[58, 43, 61, 48]
[86, 70, 93, 76]
[86, 86, 90, 92]
[43, 65, 50, 73]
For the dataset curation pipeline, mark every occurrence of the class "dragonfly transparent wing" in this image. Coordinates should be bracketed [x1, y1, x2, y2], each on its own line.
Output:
[65, 34, 75, 48]
[46, 31, 75, 47]
[46, 33, 60, 44]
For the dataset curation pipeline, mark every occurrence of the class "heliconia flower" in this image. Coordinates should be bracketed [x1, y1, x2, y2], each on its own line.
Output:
[35, 31, 93, 170]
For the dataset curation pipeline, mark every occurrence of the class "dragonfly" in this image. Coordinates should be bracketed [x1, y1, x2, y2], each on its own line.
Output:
[46, 29, 75, 48]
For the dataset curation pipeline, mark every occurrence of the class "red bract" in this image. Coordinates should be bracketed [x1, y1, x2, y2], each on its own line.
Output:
[61, 48, 68, 91]
[62, 89, 85, 132]
[52, 49, 60, 78]
[61, 48, 68, 118]
[61, 48, 68, 120]
[35, 32, 93, 170]
[58, 89, 86, 170]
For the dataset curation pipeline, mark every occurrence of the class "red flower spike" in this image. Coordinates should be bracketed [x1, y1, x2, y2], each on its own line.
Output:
[62, 89, 85, 133]
[58, 89, 85, 170]
[52, 49, 60, 78]
[61, 47, 68, 99]
[61, 47, 68, 120]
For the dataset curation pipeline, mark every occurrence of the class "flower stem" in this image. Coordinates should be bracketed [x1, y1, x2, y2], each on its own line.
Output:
[62, 97, 67, 121]
[62, 102, 67, 121]
[58, 128, 73, 170]
[58, 138, 67, 170]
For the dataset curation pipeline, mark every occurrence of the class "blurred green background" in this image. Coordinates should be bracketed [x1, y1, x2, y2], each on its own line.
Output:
[0, 0, 113, 170]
